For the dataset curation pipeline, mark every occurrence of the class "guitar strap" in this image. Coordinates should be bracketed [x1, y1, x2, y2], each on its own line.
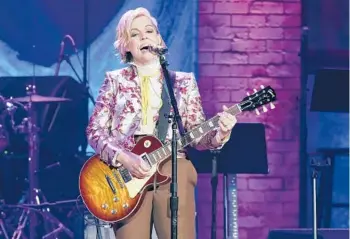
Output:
[156, 70, 185, 143]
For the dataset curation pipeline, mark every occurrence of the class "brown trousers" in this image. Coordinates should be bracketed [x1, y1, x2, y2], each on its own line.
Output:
[112, 158, 198, 239]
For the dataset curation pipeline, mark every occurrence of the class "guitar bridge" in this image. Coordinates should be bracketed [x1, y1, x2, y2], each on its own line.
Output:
[118, 167, 133, 183]
[113, 170, 124, 188]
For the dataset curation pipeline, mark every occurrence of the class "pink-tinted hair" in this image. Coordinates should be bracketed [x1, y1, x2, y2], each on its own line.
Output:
[114, 7, 166, 63]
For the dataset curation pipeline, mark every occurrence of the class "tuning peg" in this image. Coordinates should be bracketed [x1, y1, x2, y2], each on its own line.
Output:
[255, 108, 260, 115]
[262, 105, 268, 112]
[260, 85, 265, 89]
[270, 102, 275, 109]
[253, 89, 258, 93]
[246, 92, 250, 96]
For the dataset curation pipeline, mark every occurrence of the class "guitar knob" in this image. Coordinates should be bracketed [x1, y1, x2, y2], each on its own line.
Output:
[102, 203, 108, 210]
[270, 102, 275, 109]
[111, 209, 117, 215]
[113, 197, 119, 202]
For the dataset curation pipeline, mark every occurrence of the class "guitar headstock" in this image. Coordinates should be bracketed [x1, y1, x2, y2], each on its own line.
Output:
[239, 85, 277, 114]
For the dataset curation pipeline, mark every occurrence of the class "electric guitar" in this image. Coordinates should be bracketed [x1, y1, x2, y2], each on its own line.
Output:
[79, 85, 277, 223]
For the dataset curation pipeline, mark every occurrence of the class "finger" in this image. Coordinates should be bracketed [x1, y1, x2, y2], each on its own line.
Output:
[222, 111, 232, 119]
[132, 167, 148, 179]
[222, 114, 236, 125]
[218, 121, 228, 132]
[218, 118, 226, 127]
[138, 167, 150, 178]
[223, 119, 234, 130]
[134, 173, 145, 179]
[131, 170, 143, 179]
[140, 160, 151, 171]
[228, 116, 237, 126]
[134, 162, 150, 176]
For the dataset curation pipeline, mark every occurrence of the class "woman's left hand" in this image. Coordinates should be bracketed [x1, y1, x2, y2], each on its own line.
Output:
[217, 105, 237, 138]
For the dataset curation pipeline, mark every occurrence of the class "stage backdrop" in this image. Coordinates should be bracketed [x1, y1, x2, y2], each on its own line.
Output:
[0, 0, 198, 238]
[0, 0, 198, 151]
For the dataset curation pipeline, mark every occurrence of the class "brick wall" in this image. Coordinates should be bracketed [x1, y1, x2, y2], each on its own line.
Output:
[196, 1, 301, 239]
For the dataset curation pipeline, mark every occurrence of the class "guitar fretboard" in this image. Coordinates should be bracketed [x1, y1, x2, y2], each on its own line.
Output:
[146, 104, 242, 165]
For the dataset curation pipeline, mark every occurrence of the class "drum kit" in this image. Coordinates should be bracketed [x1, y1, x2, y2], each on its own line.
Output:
[0, 84, 75, 239]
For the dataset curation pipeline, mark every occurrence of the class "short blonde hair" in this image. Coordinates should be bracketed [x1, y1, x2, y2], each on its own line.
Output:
[114, 7, 166, 63]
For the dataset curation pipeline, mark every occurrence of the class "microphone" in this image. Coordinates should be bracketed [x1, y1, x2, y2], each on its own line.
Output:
[55, 40, 65, 76]
[148, 45, 168, 55]
[64, 35, 76, 52]
[64, 34, 83, 70]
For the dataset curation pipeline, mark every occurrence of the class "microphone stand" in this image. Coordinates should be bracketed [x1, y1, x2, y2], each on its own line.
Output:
[62, 54, 95, 170]
[158, 51, 180, 239]
[210, 149, 220, 239]
[310, 157, 331, 239]
[63, 55, 96, 105]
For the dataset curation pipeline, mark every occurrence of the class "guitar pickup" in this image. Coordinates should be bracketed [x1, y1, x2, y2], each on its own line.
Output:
[140, 153, 152, 167]
[105, 175, 116, 194]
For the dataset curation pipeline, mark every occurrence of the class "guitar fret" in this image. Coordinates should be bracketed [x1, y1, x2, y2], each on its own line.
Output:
[193, 129, 200, 138]
[146, 104, 243, 166]
[182, 136, 186, 145]
[161, 148, 166, 157]
[157, 149, 162, 158]
[184, 135, 190, 145]
[149, 154, 156, 164]
[177, 140, 182, 147]
[154, 151, 160, 161]
[187, 134, 192, 143]
[198, 127, 203, 134]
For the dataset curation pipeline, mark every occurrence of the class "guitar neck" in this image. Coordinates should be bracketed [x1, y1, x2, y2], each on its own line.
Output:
[146, 104, 242, 165]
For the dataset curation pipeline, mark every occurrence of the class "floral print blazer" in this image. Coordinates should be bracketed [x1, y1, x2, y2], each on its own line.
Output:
[86, 66, 225, 166]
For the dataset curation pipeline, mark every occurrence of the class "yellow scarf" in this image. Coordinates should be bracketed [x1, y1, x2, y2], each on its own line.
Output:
[134, 61, 162, 126]
[139, 72, 162, 125]
[140, 75, 151, 125]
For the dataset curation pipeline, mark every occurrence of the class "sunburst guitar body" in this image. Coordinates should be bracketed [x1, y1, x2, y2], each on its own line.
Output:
[79, 85, 277, 223]
[79, 136, 169, 223]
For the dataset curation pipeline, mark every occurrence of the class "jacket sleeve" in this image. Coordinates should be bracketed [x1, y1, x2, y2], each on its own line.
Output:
[86, 72, 125, 166]
[184, 73, 231, 150]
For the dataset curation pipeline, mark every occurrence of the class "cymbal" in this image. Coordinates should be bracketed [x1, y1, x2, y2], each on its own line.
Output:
[12, 94, 71, 103]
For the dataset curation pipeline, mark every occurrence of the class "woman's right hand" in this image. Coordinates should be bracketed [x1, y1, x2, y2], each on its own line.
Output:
[117, 151, 151, 179]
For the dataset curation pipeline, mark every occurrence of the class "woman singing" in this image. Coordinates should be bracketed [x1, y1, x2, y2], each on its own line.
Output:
[86, 7, 237, 239]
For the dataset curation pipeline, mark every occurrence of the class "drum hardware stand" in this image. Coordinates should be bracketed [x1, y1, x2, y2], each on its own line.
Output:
[12, 85, 74, 239]
[0, 219, 10, 239]
[0, 201, 10, 239]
